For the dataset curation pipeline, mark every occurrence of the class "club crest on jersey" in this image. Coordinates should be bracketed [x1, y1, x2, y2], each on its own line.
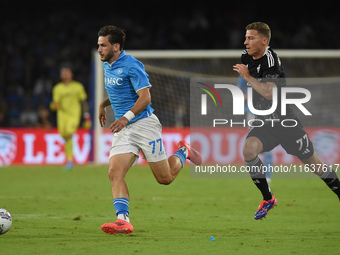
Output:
[117, 68, 123, 75]
[257, 64, 261, 73]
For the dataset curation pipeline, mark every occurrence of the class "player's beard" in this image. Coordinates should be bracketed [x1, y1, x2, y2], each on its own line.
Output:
[102, 50, 115, 63]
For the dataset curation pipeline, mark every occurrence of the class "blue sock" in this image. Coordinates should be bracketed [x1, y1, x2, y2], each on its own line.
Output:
[264, 152, 273, 179]
[173, 149, 186, 168]
[113, 197, 129, 216]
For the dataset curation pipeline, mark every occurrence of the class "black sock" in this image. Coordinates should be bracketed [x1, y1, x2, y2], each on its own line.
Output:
[319, 165, 340, 199]
[245, 156, 272, 201]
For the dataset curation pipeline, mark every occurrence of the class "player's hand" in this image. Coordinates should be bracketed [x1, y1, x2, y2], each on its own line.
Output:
[99, 106, 107, 127]
[109, 117, 129, 133]
[233, 64, 251, 79]
[83, 112, 92, 129]
[50, 102, 59, 111]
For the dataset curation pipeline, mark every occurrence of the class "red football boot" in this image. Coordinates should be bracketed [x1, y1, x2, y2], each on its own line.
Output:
[101, 219, 134, 235]
[178, 140, 202, 165]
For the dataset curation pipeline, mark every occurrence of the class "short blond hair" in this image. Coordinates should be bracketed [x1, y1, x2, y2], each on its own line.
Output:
[246, 22, 271, 44]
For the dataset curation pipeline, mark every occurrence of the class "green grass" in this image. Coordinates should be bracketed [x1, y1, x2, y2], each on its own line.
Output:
[0, 165, 339, 255]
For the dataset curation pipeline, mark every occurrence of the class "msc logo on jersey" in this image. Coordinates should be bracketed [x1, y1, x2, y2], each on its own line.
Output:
[0, 130, 17, 166]
[106, 77, 123, 86]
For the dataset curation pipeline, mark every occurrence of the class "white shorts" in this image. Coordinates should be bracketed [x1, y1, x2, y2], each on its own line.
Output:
[109, 114, 167, 166]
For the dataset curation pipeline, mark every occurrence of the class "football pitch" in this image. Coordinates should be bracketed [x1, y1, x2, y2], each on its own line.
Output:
[1, 165, 339, 255]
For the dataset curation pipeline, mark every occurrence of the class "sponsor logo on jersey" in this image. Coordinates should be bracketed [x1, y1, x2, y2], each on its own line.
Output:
[106, 77, 123, 86]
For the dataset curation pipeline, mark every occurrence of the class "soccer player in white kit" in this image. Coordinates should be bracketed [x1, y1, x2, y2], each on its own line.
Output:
[97, 25, 202, 235]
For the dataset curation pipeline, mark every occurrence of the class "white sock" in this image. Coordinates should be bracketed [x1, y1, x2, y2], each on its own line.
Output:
[117, 214, 130, 223]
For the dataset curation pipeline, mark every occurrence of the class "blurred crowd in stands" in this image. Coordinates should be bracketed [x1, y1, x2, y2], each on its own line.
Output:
[0, 1, 338, 127]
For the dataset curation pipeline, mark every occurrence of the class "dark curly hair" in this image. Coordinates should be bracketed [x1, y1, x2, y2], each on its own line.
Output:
[98, 25, 126, 50]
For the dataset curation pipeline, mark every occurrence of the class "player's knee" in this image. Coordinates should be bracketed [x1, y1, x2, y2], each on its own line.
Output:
[156, 176, 173, 185]
[243, 138, 262, 161]
[243, 146, 257, 161]
[108, 165, 124, 183]
[107, 167, 116, 181]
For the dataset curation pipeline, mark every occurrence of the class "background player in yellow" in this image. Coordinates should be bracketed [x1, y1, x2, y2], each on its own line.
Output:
[51, 67, 89, 169]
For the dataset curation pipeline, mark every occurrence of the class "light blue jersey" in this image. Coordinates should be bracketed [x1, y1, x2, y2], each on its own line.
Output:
[236, 75, 250, 114]
[103, 50, 154, 124]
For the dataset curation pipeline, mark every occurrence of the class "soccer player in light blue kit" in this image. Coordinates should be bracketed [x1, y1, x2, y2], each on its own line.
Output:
[97, 25, 202, 235]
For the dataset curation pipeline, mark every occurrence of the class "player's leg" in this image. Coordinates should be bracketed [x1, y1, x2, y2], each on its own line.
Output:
[148, 140, 201, 184]
[280, 124, 340, 200]
[243, 136, 273, 201]
[243, 136, 263, 160]
[300, 151, 340, 200]
[108, 153, 135, 200]
[148, 157, 181, 185]
[64, 134, 74, 169]
[101, 153, 136, 235]
[63, 118, 79, 170]
[243, 129, 278, 220]
[101, 125, 140, 235]
[148, 141, 195, 185]
[57, 116, 74, 170]
[133, 114, 201, 184]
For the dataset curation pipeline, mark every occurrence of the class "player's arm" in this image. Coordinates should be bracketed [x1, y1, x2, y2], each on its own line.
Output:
[50, 102, 59, 111]
[76, 84, 92, 128]
[129, 87, 151, 117]
[98, 97, 111, 127]
[109, 87, 151, 133]
[81, 100, 92, 129]
[81, 99, 89, 113]
[233, 64, 276, 100]
[50, 85, 60, 111]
